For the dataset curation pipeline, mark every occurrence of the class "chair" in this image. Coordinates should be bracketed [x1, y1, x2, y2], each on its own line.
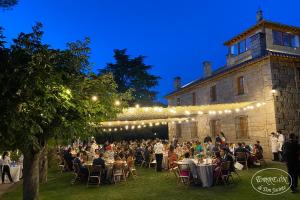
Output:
[113, 162, 126, 183]
[86, 165, 102, 187]
[71, 163, 85, 185]
[215, 161, 233, 185]
[127, 159, 137, 179]
[148, 154, 156, 168]
[140, 152, 147, 168]
[170, 166, 180, 184]
[258, 158, 267, 166]
[235, 152, 248, 170]
[177, 163, 191, 185]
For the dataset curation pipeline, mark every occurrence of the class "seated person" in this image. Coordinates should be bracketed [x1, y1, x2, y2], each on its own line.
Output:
[253, 144, 263, 160]
[168, 146, 178, 169]
[63, 147, 75, 170]
[73, 153, 88, 177]
[212, 152, 222, 180]
[181, 152, 197, 179]
[93, 152, 105, 168]
[220, 148, 234, 172]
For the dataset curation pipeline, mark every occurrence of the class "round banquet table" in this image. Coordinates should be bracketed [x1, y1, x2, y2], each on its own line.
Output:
[4, 165, 21, 183]
[195, 164, 214, 187]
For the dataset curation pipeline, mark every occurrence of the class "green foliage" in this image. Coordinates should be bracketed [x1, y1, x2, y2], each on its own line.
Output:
[0, 23, 130, 153]
[0, 0, 18, 9]
[100, 49, 160, 106]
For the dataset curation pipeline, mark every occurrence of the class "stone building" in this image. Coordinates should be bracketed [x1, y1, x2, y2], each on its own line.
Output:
[165, 11, 300, 158]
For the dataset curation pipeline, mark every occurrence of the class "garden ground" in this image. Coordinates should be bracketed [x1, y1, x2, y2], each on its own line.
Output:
[2, 162, 300, 200]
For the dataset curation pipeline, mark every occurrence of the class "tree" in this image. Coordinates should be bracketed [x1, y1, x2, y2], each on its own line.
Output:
[0, 23, 130, 200]
[100, 49, 160, 106]
[0, 0, 18, 8]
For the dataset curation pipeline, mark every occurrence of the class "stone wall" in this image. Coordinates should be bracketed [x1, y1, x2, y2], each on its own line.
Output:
[167, 58, 277, 158]
[270, 56, 300, 138]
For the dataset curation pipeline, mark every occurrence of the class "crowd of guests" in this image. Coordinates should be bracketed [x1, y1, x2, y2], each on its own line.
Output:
[59, 133, 265, 183]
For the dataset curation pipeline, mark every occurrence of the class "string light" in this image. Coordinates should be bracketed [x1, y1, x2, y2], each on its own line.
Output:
[91, 96, 98, 101]
[100, 101, 266, 131]
[115, 100, 121, 106]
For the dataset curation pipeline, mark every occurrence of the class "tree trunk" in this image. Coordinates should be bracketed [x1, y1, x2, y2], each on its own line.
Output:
[39, 144, 48, 184]
[23, 151, 40, 200]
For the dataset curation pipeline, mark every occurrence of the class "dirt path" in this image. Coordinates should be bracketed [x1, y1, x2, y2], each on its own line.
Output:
[0, 183, 18, 198]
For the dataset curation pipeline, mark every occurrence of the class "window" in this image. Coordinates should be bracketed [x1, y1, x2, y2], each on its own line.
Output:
[192, 92, 196, 105]
[235, 116, 249, 139]
[231, 43, 238, 55]
[239, 40, 246, 53]
[246, 37, 251, 51]
[210, 119, 221, 138]
[190, 122, 198, 138]
[272, 30, 300, 48]
[210, 85, 217, 102]
[176, 124, 182, 138]
[176, 98, 181, 106]
[230, 38, 251, 56]
[237, 76, 245, 95]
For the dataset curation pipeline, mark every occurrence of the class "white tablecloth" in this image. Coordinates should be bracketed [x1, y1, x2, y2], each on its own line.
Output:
[4, 165, 21, 183]
[195, 164, 214, 187]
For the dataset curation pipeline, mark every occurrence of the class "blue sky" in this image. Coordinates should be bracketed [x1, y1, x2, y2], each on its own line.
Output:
[1, 0, 300, 103]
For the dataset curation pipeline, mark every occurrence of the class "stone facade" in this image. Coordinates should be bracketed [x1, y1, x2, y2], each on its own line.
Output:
[166, 20, 300, 159]
[270, 56, 300, 135]
[167, 58, 278, 158]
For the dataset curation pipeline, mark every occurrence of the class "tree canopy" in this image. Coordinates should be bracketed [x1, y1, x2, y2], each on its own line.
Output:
[0, 23, 130, 200]
[0, 0, 18, 8]
[100, 49, 160, 106]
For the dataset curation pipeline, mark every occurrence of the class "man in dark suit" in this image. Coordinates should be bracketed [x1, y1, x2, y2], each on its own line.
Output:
[93, 153, 105, 167]
[282, 133, 300, 193]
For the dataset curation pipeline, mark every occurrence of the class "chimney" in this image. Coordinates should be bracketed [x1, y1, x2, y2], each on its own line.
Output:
[256, 9, 263, 23]
[203, 61, 212, 77]
[174, 76, 181, 90]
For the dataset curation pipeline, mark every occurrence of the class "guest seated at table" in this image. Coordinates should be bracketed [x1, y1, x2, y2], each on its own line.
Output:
[253, 144, 263, 160]
[168, 145, 178, 169]
[212, 152, 222, 180]
[234, 143, 250, 156]
[73, 153, 88, 177]
[93, 153, 105, 168]
[220, 148, 234, 172]
[182, 152, 197, 179]
[195, 141, 204, 155]
[63, 147, 74, 171]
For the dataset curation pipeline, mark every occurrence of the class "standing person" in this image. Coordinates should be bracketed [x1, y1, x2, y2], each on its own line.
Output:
[277, 131, 285, 161]
[282, 133, 299, 193]
[270, 132, 279, 161]
[2, 152, 14, 184]
[154, 139, 164, 172]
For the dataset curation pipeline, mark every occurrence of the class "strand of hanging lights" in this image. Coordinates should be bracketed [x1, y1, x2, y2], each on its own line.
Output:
[98, 101, 266, 132]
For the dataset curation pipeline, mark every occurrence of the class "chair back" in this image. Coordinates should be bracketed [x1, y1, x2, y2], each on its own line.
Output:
[88, 165, 102, 176]
[221, 161, 231, 171]
[236, 152, 247, 160]
[73, 163, 80, 174]
[113, 162, 125, 171]
[177, 163, 190, 177]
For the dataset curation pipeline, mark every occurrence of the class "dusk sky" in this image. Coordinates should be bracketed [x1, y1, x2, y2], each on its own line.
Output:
[1, 0, 300, 103]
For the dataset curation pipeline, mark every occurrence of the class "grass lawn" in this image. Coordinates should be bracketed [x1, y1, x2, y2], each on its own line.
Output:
[2, 162, 300, 200]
